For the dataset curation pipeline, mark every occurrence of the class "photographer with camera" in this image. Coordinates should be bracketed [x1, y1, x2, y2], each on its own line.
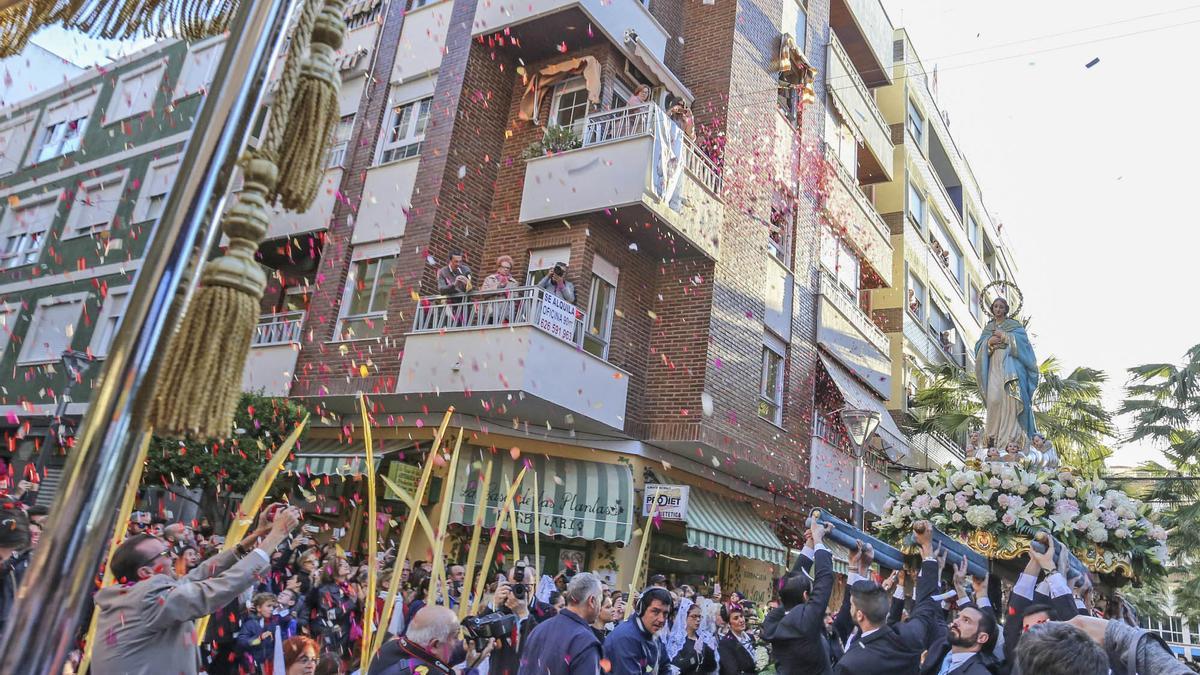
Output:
[518, 572, 605, 675]
[604, 587, 672, 675]
[370, 605, 492, 675]
[537, 262, 575, 304]
[481, 563, 557, 675]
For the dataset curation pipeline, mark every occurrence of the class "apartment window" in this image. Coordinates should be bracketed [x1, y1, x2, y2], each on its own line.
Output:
[583, 256, 618, 359]
[0, 194, 60, 268]
[820, 230, 861, 300]
[931, 213, 964, 288]
[969, 282, 982, 323]
[0, 303, 16, 361]
[336, 255, 396, 340]
[105, 62, 166, 124]
[777, 76, 799, 124]
[325, 113, 355, 168]
[907, 181, 926, 229]
[91, 287, 130, 358]
[769, 189, 793, 264]
[906, 269, 926, 319]
[793, 1, 808, 51]
[65, 172, 126, 236]
[346, 3, 383, 28]
[36, 116, 88, 162]
[967, 212, 981, 253]
[824, 99, 856, 174]
[174, 41, 223, 100]
[36, 91, 98, 163]
[526, 246, 571, 286]
[906, 98, 924, 145]
[759, 340, 786, 426]
[549, 78, 590, 137]
[610, 80, 634, 110]
[379, 97, 431, 164]
[18, 295, 85, 364]
[410, 0, 434, 7]
[135, 156, 180, 222]
[0, 115, 35, 176]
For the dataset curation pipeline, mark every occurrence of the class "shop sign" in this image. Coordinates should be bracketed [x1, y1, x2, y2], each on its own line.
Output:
[537, 291, 576, 343]
[385, 462, 423, 502]
[643, 484, 690, 521]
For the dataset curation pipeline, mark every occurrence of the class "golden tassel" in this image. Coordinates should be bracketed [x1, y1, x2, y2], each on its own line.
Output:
[149, 158, 275, 437]
[275, 0, 347, 211]
[0, 0, 60, 58]
[148, 0, 329, 437]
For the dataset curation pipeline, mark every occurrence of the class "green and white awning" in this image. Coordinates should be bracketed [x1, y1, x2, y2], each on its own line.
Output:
[685, 490, 787, 565]
[446, 451, 635, 545]
[285, 439, 384, 476]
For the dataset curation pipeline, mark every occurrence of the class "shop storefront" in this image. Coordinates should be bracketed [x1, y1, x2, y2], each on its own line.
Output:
[444, 449, 635, 583]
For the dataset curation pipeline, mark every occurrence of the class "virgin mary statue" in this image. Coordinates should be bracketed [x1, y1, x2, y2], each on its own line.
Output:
[973, 296, 1039, 450]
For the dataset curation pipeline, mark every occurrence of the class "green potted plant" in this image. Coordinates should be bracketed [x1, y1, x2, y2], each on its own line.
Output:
[523, 125, 582, 159]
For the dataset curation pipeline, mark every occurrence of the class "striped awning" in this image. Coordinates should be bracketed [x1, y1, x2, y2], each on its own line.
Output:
[685, 490, 786, 566]
[446, 451, 635, 545]
[285, 439, 383, 476]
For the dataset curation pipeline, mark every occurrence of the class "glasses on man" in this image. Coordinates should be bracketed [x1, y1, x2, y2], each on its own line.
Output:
[139, 548, 173, 569]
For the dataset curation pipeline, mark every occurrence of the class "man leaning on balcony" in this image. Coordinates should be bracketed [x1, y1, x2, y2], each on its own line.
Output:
[436, 249, 473, 326]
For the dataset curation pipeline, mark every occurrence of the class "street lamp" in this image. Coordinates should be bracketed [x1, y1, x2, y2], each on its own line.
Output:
[839, 408, 881, 529]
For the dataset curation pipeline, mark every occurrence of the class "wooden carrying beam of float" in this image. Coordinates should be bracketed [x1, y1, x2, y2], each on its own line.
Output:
[808, 509, 988, 577]
[1031, 530, 1089, 581]
[808, 509, 906, 570]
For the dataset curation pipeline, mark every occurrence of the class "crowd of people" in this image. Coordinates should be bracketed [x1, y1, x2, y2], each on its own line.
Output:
[0, 489, 1195, 675]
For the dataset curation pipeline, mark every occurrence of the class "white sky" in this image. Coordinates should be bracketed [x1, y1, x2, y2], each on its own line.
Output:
[26, 5, 1200, 467]
[879, 0, 1200, 468]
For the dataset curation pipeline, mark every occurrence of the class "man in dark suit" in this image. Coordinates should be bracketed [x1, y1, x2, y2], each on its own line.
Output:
[921, 562, 998, 675]
[833, 520, 943, 675]
[761, 518, 835, 675]
[1001, 540, 1083, 667]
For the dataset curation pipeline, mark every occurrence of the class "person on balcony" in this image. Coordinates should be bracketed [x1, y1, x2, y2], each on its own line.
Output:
[480, 255, 516, 293]
[537, 262, 575, 305]
[668, 100, 696, 140]
[627, 84, 652, 108]
[436, 250, 473, 326]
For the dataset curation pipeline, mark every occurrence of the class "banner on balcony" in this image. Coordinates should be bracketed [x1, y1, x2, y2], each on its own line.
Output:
[537, 291, 576, 343]
[652, 107, 686, 211]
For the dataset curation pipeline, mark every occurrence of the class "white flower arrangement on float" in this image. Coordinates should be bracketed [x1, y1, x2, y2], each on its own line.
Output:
[877, 459, 1168, 580]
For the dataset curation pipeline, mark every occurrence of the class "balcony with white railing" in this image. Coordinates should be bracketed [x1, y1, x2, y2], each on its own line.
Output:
[825, 148, 893, 286]
[808, 416, 890, 515]
[243, 311, 305, 397]
[817, 271, 889, 355]
[828, 33, 892, 182]
[521, 103, 724, 260]
[815, 270, 893, 400]
[396, 286, 630, 432]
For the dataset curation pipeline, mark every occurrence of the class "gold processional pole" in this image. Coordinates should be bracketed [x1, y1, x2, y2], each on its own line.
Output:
[0, 1, 302, 671]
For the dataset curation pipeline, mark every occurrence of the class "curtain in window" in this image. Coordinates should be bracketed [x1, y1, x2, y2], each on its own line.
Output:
[518, 56, 601, 123]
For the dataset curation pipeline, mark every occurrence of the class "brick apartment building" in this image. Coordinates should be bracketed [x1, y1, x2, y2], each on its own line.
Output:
[264, 0, 908, 597]
[0, 0, 1021, 598]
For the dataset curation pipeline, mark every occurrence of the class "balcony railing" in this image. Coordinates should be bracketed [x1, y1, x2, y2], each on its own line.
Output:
[581, 103, 723, 195]
[411, 285, 589, 350]
[817, 270, 889, 354]
[253, 311, 305, 346]
[812, 415, 888, 472]
[827, 145, 891, 243]
[828, 33, 891, 176]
